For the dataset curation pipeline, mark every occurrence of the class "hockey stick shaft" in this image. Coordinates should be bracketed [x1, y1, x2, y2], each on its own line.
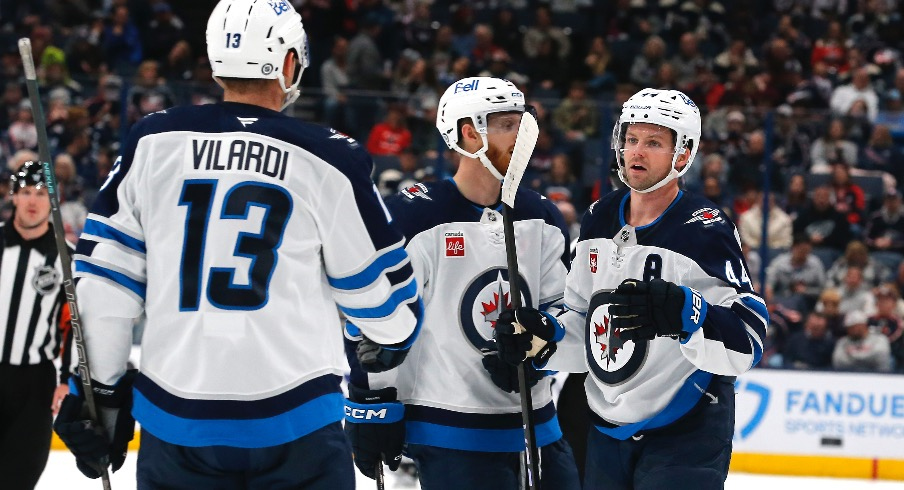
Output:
[502, 204, 540, 490]
[375, 462, 385, 490]
[18, 38, 113, 490]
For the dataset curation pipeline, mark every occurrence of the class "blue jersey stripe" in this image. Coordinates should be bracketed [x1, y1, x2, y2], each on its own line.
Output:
[339, 278, 418, 320]
[75, 260, 146, 299]
[82, 219, 146, 254]
[134, 373, 341, 419]
[593, 370, 712, 440]
[405, 402, 561, 452]
[133, 390, 344, 448]
[327, 246, 407, 290]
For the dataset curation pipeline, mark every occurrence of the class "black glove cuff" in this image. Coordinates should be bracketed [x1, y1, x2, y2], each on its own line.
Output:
[348, 385, 398, 404]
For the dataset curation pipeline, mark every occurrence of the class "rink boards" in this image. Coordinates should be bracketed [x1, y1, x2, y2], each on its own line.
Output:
[51, 368, 904, 481]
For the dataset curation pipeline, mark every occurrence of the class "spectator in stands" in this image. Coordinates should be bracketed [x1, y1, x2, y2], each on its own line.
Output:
[40, 46, 82, 105]
[555, 200, 580, 247]
[580, 36, 616, 94]
[144, 2, 185, 64]
[830, 66, 879, 121]
[321, 36, 353, 135]
[771, 104, 811, 172]
[629, 35, 666, 88]
[552, 81, 598, 144]
[7, 100, 37, 153]
[783, 312, 835, 370]
[727, 129, 784, 196]
[0, 82, 23, 130]
[102, 4, 143, 72]
[127, 60, 175, 121]
[782, 173, 809, 220]
[738, 191, 793, 251]
[766, 234, 826, 311]
[859, 124, 904, 179]
[670, 32, 707, 91]
[874, 86, 904, 146]
[838, 265, 878, 317]
[522, 5, 570, 61]
[347, 14, 387, 92]
[810, 20, 849, 77]
[829, 162, 866, 231]
[810, 118, 858, 172]
[366, 105, 411, 157]
[795, 184, 853, 266]
[832, 310, 892, 372]
[869, 284, 904, 371]
[404, 1, 437, 57]
[816, 287, 846, 338]
[490, 7, 521, 61]
[713, 38, 759, 82]
[162, 40, 194, 81]
[539, 153, 583, 208]
[468, 24, 503, 75]
[524, 36, 567, 97]
[827, 240, 891, 288]
[478, 50, 528, 89]
[865, 189, 904, 272]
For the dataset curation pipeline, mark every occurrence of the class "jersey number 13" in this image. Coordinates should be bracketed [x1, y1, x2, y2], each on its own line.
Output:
[178, 180, 292, 311]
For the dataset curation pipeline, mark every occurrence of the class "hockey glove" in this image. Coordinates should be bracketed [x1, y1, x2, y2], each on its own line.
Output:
[53, 370, 137, 479]
[481, 345, 546, 393]
[606, 278, 707, 342]
[344, 385, 405, 479]
[356, 335, 410, 373]
[494, 308, 563, 366]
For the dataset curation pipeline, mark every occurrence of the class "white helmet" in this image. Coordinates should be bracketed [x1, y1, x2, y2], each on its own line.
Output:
[206, 0, 310, 110]
[612, 88, 702, 193]
[436, 77, 526, 180]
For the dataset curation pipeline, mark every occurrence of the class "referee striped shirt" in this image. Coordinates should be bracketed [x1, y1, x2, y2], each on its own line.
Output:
[0, 220, 73, 383]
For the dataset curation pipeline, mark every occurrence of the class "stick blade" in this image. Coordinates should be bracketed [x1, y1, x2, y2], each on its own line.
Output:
[501, 111, 539, 208]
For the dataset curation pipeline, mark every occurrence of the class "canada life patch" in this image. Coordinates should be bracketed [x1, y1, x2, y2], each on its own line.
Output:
[685, 207, 724, 225]
[589, 247, 599, 273]
[445, 231, 465, 257]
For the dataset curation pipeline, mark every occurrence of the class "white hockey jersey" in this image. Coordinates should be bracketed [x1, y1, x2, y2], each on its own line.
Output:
[73, 102, 422, 448]
[350, 179, 570, 452]
[551, 188, 768, 440]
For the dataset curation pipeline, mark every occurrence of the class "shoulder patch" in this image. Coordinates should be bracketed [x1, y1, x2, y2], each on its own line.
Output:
[684, 207, 724, 226]
[401, 183, 432, 201]
[327, 128, 360, 148]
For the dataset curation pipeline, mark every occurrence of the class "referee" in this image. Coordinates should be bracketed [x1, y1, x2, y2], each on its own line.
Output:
[0, 161, 74, 490]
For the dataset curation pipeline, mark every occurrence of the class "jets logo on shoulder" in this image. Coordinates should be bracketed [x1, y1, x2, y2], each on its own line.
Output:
[401, 183, 431, 201]
[328, 129, 358, 147]
[237, 117, 258, 127]
[685, 207, 723, 225]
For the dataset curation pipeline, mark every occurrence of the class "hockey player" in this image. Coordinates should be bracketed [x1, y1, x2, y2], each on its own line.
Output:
[343, 76, 581, 490]
[52, 1, 422, 488]
[495, 88, 768, 489]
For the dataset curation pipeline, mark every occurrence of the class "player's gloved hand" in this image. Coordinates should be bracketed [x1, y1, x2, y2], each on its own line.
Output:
[53, 370, 137, 479]
[494, 308, 564, 366]
[481, 344, 546, 393]
[606, 278, 707, 342]
[356, 335, 410, 373]
[344, 385, 405, 479]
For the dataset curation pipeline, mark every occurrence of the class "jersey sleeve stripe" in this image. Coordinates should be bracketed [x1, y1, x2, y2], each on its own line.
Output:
[82, 218, 146, 254]
[74, 261, 147, 299]
[339, 278, 418, 320]
[75, 255, 146, 283]
[327, 242, 407, 291]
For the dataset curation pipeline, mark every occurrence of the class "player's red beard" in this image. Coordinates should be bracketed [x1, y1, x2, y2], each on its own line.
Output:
[485, 142, 513, 175]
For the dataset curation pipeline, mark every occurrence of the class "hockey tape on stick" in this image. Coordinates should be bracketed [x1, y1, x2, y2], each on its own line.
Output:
[501, 111, 539, 208]
[19, 37, 113, 490]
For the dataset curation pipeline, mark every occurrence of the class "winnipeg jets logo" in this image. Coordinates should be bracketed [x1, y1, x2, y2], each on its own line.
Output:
[237, 117, 258, 127]
[481, 282, 512, 328]
[593, 315, 626, 368]
[685, 207, 723, 225]
[586, 295, 646, 385]
[401, 183, 432, 201]
[460, 268, 532, 352]
[328, 129, 358, 147]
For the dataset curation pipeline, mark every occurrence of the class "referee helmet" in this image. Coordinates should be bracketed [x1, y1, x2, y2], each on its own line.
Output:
[9, 161, 46, 194]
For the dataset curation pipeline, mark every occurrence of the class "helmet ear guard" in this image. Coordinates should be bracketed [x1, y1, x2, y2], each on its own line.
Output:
[613, 89, 702, 193]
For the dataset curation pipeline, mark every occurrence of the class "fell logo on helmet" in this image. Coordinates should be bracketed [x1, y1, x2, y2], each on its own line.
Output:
[268, 0, 291, 15]
[453, 79, 479, 93]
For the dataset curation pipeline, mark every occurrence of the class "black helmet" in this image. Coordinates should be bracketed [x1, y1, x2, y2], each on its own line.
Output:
[10, 161, 46, 194]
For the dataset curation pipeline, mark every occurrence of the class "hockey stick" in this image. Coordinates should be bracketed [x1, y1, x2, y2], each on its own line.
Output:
[375, 462, 385, 490]
[500, 111, 540, 490]
[18, 38, 113, 490]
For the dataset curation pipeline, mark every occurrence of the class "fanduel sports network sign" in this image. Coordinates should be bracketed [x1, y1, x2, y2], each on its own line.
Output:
[733, 369, 904, 459]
